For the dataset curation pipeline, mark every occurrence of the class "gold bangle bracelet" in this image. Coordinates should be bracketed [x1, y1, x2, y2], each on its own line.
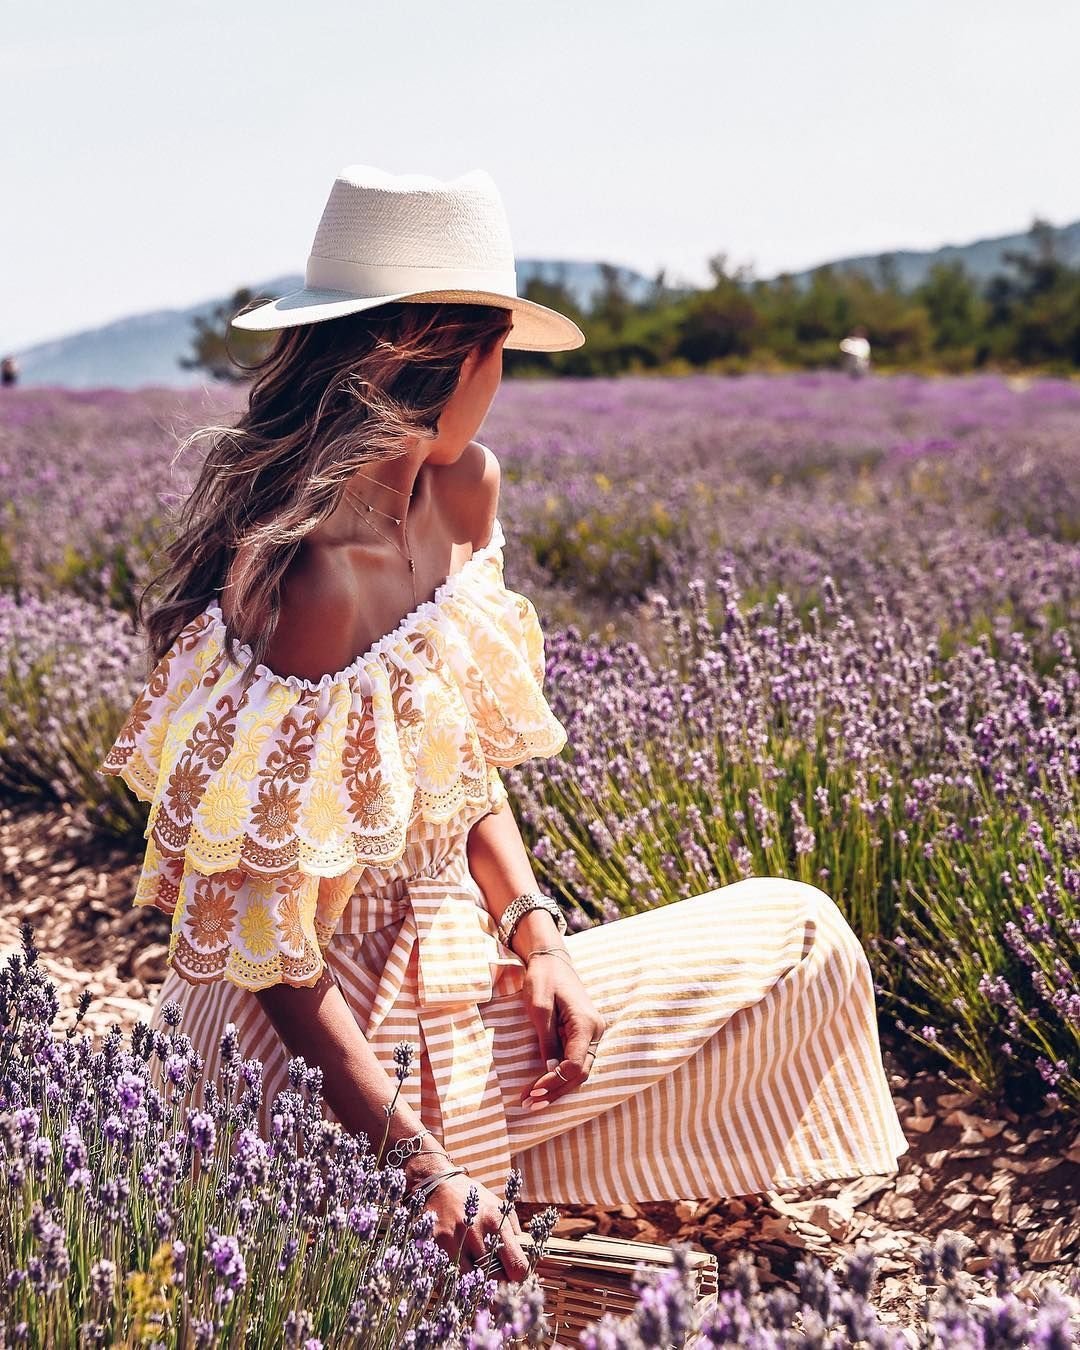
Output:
[524, 946, 573, 965]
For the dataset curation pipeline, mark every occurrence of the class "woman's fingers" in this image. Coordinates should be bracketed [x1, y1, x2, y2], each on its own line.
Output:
[522, 1015, 605, 1106]
[490, 1221, 531, 1282]
[524, 992, 561, 1068]
[463, 1214, 529, 1280]
[559, 1014, 603, 1086]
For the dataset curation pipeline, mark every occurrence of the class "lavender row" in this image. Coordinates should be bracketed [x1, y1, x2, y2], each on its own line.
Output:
[1, 374, 1078, 1114]
[3, 377, 1079, 655]
[501, 568, 1080, 1115]
[0, 925, 556, 1347]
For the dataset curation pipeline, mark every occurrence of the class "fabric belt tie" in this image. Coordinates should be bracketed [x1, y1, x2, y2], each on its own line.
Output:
[330, 846, 518, 1182]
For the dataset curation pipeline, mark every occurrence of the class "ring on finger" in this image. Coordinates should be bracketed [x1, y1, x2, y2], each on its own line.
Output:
[554, 1065, 569, 1083]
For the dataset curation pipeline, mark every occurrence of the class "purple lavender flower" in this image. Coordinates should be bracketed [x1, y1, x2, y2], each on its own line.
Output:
[185, 1109, 216, 1155]
[206, 1232, 247, 1292]
[393, 1040, 416, 1083]
[60, 1123, 90, 1190]
[89, 1258, 116, 1301]
[115, 1069, 143, 1115]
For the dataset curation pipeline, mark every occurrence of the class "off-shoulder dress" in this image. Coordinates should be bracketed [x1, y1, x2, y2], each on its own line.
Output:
[99, 515, 908, 1204]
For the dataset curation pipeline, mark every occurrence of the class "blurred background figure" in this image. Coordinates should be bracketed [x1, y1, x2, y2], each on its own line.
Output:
[1, 355, 19, 387]
[839, 327, 871, 378]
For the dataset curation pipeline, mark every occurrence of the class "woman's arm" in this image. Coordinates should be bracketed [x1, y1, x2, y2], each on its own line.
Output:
[466, 800, 607, 1108]
[254, 970, 438, 1168]
[465, 800, 567, 959]
[254, 969, 530, 1278]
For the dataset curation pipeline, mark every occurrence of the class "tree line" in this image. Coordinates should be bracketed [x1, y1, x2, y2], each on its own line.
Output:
[186, 218, 1080, 382]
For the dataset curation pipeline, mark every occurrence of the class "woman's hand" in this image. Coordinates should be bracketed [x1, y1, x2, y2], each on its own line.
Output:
[518, 949, 606, 1109]
[423, 1171, 531, 1280]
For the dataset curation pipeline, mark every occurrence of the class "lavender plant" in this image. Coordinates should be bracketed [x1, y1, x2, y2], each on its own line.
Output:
[5, 924, 1075, 1349]
[577, 1236, 1080, 1348]
[0, 592, 146, 828]
[502, 563, 1079, 1111]
[0, 923, 558, 1348]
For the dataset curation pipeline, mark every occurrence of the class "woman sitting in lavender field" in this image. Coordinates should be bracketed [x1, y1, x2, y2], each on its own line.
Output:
[100, 164, 907, 1281]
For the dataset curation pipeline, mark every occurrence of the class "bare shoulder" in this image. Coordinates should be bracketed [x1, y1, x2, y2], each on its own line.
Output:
[223, 546, 360, 684]
[269, 555, 361, 682]
[443, 439, 501, 549]
[220, 442, 501, 684]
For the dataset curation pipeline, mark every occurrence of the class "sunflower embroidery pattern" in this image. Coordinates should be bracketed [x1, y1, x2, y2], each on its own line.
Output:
[300, 781, 349, 845]
[118, 688, 154, 745]
[415, 716, 464, 796]
[165, 757, 211, 823]
[459, 728, 487, 785]
[239, 898, 278, 959]
[200, 772, 251, 836]
[186, 876, 239, 949]
[346, 768, 393, 834]
[251, 779, 302, 843]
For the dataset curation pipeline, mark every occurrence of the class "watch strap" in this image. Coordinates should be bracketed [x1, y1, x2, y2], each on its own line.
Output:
[497, 891, 567, 948]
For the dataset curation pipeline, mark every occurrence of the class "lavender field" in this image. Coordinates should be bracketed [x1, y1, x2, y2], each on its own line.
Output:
[2, 373, 1080, 1343]
[1, 373, 1078, 1124]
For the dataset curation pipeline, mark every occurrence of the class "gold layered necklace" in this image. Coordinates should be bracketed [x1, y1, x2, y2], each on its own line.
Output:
[341, 469, 419, 608]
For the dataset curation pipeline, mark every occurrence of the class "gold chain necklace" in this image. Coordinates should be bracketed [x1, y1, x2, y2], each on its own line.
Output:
[342, 479, 418, 608]
[352, 468, 413, 502]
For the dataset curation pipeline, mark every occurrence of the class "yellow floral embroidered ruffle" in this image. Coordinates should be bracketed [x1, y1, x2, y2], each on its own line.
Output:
[99, 516, 568, 990]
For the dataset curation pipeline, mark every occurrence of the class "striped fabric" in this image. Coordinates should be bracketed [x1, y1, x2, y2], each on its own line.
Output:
[150, 814, 909, 1204]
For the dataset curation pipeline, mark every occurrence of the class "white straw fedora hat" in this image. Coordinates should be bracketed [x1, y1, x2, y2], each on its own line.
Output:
[230, 164, 586, 352]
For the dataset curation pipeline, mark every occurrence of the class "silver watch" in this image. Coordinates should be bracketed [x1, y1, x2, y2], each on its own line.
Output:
[497, 891, 567, 949]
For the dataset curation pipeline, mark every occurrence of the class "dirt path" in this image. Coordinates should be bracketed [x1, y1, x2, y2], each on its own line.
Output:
[2, 802, 1077, 1325]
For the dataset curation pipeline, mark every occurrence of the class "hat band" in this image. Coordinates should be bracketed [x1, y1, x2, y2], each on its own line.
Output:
[305, 254, 518, 299]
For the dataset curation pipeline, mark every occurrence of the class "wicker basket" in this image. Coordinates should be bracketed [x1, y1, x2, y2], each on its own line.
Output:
[520, 1231, 720, 1342]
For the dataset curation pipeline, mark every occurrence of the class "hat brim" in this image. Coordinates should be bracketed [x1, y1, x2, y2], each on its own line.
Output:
[229, 285, 585, 352]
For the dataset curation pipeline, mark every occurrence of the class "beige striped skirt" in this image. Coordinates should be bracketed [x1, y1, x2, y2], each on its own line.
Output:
[149, 830, 909, 1205]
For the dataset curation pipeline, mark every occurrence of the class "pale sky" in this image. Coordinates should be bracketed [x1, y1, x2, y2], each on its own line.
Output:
[4, 0, 1080, 351]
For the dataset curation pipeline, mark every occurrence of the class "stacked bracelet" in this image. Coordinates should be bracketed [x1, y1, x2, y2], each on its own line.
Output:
[408, 1165, 469, 1205]
[386, 1127, 463, 1205]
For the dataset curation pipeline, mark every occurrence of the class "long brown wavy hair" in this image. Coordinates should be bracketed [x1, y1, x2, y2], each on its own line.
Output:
[141, 301, 514, 686]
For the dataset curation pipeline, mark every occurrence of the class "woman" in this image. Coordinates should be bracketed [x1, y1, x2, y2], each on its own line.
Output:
[100, 165, 908, 1282]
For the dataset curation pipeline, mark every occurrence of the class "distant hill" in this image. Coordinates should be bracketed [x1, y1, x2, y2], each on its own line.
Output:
[781, 219, 1080, 291]
[11, 222, 1080, 389]
[9, 261, 652, 391]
